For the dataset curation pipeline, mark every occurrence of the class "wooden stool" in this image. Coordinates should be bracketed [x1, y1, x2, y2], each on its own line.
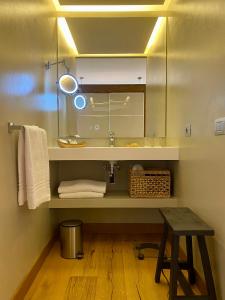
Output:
[155, 208, 217, 300]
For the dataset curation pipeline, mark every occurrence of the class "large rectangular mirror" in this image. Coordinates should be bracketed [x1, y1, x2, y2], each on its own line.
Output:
[57, 17, 167, 139]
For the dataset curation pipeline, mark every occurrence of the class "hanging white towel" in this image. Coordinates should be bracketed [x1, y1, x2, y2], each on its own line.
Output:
[18, 129, 26, 206]
[58, 179, 106, 194]
[59, 192, 104, 199]
[18, 126, 50, 209]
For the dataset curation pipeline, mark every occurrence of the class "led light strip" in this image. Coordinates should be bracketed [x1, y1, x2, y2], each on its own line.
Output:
[59, 5, 163, 12]
[58, 17, 78, 56]
[144, 17, 165, 55]
[164, 0, 172, 9]
[77, 53, 146, 58]
[53, 0, 168, 57]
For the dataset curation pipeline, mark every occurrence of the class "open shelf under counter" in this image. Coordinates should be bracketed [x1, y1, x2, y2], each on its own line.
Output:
[49, 192, 178, 208]
[48, 146, 179, 161]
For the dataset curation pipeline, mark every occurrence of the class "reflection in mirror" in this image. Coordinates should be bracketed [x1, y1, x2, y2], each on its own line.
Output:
[109, 93, 144, 138]
[57, 17, 167, 140]
[73, 93, 109, 138]
[64, 92, 144, 138]
[146, 17, 167, 138]
[73, 94, 87, 110]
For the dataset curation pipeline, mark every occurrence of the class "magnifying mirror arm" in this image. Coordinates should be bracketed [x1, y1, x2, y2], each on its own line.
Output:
[62, 60, 70, 73]
[45, 59, 70, 73]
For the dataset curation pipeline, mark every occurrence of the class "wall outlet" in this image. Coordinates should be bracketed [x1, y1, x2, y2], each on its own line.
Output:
[215, 117, 225, 135]
[185, 123, 192, 137]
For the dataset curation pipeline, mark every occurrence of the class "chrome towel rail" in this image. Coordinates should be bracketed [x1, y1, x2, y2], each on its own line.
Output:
[8, 122, 24, 133]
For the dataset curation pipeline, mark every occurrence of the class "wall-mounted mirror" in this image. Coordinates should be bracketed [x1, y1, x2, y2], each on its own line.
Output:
[58, 74, 78, 96]
[57, 16, 167, 139]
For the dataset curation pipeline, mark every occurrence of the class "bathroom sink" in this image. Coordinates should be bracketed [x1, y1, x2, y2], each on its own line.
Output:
[48, 146, 179, 161]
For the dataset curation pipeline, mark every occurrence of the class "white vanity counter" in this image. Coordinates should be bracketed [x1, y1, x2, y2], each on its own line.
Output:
[48, 146, 179, 161]
[49, 192, 178, 208]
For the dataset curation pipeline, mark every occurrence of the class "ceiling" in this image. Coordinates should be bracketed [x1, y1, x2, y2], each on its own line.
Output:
[59, 0, 164, 4]
[56, 0, 166, 56]
[66, 17, 157, 54]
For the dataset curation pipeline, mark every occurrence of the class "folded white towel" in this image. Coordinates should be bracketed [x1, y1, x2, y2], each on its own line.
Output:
[58, 179, 106, 194]
[18, 126, 50, 209]
[59, 192, 104, 199]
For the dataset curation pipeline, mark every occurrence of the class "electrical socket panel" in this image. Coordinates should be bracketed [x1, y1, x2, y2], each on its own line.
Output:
[185, 123, 192, 137]
[215, 117, 225, 135]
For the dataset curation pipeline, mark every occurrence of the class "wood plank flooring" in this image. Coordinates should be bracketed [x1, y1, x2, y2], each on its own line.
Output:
[24, 234, 199, 300]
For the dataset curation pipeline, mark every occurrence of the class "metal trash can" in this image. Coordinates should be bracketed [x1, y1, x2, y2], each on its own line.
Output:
[60, 220, 83, 259]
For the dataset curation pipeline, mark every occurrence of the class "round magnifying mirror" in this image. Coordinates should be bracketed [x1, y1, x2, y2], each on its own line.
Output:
[74, 94, 87, 110]
[58, 74, 78, 95]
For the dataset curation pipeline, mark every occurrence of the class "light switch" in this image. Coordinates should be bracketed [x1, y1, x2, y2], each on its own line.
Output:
[185, 123, 192, 137]
[215, 117, 225, 135]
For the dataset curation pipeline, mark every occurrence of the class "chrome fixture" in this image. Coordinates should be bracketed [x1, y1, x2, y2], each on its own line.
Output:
[106, 161, 119, 184]
[45, 59, 79, 96]
[45, 59, 69, 72]
[108, 131, 115, 147]
[8, 122, 23, 133]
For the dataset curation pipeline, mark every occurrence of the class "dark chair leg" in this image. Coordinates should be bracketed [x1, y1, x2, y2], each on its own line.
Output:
[136, 242, 160, 260]
[197, 236, 217, 300]
[186, 235, 196, 284]
[169, 235, 180, 300]
[155, 223, 168, 283]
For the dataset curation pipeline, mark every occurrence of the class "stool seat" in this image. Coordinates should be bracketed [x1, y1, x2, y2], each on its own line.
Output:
[155, 207, 217, 300]
[160, 207, 214, 236]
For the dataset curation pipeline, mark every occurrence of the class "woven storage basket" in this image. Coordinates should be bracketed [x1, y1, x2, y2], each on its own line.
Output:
[129, 169, 171, 198]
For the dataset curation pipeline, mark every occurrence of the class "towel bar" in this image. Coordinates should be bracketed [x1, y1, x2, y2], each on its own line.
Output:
[8, 122, 23, 133]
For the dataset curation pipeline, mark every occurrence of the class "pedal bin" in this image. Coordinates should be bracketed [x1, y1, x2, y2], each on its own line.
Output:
[60, 220, 83, 259]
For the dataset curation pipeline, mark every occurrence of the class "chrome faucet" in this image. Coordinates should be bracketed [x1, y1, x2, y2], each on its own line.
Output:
[108, 131, 115, 147]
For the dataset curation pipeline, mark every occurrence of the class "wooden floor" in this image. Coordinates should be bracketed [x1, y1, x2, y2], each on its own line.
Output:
[25, 234, 199, 300]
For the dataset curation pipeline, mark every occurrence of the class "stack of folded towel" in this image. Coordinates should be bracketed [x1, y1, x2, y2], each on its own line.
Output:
[58, 179, 106, 199]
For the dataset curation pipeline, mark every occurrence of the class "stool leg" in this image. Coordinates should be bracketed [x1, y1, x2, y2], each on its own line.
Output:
[169, 235, 179, 300]
[186, 236, 196, 284]
[155, 223, 168, 283]
[197, 236, 217, 300]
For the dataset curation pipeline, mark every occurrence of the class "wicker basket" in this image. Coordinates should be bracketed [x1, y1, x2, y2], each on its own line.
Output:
[129, 169, 171, 198]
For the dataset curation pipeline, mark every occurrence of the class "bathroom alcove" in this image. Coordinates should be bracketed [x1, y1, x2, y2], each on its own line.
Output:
[49, 160, 178, 224]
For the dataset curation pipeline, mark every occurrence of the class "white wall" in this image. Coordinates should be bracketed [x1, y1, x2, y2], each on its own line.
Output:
[0, 1, 58, 298]
[74, 58, 146, 85]
[167, 0, 225, 298]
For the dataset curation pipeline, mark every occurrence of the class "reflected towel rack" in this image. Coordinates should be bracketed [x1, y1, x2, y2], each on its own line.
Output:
[8, 122, 24, 133]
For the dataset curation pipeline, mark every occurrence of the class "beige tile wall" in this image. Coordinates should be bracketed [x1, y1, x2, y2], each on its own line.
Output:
[167, 0, 225, 298]
[0, 1, 58, 299]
